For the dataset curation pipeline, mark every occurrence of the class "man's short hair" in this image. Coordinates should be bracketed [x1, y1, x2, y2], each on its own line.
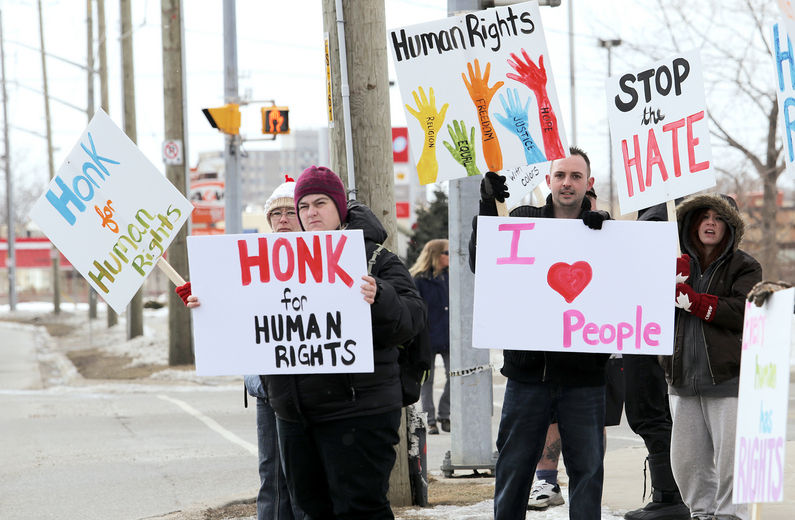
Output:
[568, 146, 591, 176]
[549, 146, 591, 177]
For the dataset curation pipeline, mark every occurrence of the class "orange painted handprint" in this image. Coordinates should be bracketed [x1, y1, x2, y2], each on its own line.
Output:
[405, 86, 449, 184]
[506, 50, 565, 161]
[462, 59, 504, 172]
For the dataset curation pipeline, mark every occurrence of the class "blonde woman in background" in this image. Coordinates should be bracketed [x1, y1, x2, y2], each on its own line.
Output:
[410, 239, 451, 435]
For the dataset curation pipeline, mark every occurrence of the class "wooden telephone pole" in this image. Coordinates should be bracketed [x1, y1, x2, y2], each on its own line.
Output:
[120, 0, 143, 338]
[161, 0, 193, 364]
[322, 0, 409, 506]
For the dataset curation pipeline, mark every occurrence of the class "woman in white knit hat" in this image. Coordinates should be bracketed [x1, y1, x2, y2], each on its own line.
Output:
[175, 174, 305, 520]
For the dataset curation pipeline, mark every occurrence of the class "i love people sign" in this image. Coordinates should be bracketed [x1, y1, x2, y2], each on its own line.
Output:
[472, 217, 677, 355]
[187, 230, 374, 376]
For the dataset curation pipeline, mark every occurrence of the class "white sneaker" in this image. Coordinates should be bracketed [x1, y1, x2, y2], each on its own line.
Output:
[527, 479, 565, 510]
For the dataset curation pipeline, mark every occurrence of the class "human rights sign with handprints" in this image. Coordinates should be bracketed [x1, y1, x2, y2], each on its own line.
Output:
[389, 0, 567, 190]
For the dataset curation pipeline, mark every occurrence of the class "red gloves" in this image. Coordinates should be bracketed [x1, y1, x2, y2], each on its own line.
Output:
[676, 254, 690, 283]
[675, 283, 718, 322]
[175, 281, 192, 306]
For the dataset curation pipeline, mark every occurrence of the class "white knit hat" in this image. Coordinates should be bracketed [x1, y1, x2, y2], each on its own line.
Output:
[264, 175, 296, 216]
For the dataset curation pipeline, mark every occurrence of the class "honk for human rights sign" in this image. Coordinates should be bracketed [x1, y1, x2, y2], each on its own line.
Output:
[29, 110, 193, 313]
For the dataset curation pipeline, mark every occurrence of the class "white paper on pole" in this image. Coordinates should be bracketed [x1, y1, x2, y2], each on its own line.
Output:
[29, 110, 194, 313]
[389, 0, 567, 204]
[733, 287, 795, 504]
[772, 22, 795, 180]
[187, 230, 374, 376]
[605, 49, 716, 215]
[473, 217, 677, 355]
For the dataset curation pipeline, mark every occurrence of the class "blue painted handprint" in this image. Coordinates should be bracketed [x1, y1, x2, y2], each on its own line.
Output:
[493, 88, 546, 165]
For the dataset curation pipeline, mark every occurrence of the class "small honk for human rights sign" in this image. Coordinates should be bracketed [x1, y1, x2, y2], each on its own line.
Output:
[29, 110, 193, 313]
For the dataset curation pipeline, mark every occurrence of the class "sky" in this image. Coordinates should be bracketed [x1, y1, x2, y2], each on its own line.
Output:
[1, 0, 652, 205]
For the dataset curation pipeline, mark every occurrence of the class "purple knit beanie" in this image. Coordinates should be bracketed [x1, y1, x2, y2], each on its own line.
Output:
[294, 166, 348, 225]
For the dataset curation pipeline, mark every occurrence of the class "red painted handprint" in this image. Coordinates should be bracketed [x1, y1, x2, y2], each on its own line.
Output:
[462, 59, 504, 172]
[506, 50, 565, 161]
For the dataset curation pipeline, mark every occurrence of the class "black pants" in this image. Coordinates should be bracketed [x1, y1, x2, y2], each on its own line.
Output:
[276, 409, 401, 520]
[622, 354, 672, 455]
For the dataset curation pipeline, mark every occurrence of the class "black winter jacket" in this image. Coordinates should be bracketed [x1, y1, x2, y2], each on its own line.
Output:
[662, 194, 762, 390]
[267, 200, 427, 423]
[414, 270, 449, 354]
[469, 194, 610, 387]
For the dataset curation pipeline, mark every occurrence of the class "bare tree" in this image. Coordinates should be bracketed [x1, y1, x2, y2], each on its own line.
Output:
[0, 154, 46, 237]
[619, 0, 787, 278]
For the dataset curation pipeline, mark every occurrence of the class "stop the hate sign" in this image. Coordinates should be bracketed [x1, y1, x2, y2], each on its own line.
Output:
[606, 49, 715, 215]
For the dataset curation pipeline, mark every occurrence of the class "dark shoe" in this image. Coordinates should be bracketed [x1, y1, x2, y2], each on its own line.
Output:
[624, 500, 690, 520]
[440, 419, 450, 432]
[428, 425, 439, 435]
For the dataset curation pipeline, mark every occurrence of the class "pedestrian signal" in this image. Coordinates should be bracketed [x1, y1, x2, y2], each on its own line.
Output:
[202, 104, 241, 135]
[262, 106, 290, 135]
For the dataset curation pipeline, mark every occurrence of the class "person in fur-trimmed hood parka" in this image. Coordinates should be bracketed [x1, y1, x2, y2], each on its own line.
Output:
[663, 192, 761, 520]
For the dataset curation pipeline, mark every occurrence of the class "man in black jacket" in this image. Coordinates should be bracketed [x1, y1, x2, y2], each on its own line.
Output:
[469, 147, 610, 520]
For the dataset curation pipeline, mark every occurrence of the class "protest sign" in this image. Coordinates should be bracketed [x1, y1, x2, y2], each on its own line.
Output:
[187, 230, 374, 376]
[29, 110, 193, 313]
[778, 1, 795, 51]
[773, 22, 795, 179]
[472, 217, 677, 355]
[606, 50, 715, 215]
[733, 287, 795, 504]
[389, 0, 566, 203]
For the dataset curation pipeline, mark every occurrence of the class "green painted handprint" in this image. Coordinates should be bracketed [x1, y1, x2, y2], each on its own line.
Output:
[443, 120, 481, 177]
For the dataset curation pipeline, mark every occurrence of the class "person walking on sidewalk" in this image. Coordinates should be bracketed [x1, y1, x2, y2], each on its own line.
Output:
[266, 166, 426, 519]
[664, 193, 762, 520]
[469, 147, 611, 520]
[409, 238, 451, 435]
[176, 175, 306, 520]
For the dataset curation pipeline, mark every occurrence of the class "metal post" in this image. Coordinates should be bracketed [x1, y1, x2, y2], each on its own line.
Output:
[598, 38, 621, 215]
[37, 0, 60, 314]
[0, 10, 14, 311]
[568, 0, 576, 146]
[223, 0, 241, 234]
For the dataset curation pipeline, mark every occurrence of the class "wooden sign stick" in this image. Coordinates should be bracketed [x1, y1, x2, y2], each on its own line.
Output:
[157, 257, 186, 286]
[666, 199, 682, 256]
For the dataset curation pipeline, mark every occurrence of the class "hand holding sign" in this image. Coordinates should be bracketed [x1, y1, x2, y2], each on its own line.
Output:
[405, 86, 449, 184]
[462, 59, 504, 171]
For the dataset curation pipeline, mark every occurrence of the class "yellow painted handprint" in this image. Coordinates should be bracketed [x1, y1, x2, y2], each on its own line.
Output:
[405, 86, 449, 184]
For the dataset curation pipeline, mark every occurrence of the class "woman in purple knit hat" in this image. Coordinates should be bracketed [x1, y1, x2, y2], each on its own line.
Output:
[266, 166, 426, 520]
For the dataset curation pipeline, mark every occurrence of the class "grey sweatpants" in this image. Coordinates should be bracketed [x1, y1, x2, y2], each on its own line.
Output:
[669, 394, 748, 520]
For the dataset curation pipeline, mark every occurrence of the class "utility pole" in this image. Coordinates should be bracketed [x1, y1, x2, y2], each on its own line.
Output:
[222, 0, 241, 234]
[0, 10, 14, 311]
[598, 38, 621, 216]
[87, 0, 98, 319]
[161, 0, 193, 365]
[568, 0, 576, 146]
[37, 0, 60, 314]
[97, 0, 116, 327]
[322, 0, 404, 504]
[120, 0, 143, 338]
[322, 0, 396, 250]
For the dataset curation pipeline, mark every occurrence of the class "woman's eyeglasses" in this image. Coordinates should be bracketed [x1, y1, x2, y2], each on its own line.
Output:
[270, 209, 297, 220]
[441, 251, 449, 255]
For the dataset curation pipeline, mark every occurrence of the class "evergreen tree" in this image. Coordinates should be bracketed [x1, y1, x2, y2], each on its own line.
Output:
[406, 187, 448, 268]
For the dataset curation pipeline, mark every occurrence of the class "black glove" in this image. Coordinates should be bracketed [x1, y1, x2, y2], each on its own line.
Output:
[480, 171, 509, 203]
[582, 210, 607, 230]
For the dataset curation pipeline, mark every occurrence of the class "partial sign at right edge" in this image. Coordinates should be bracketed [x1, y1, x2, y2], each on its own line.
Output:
[733, 287, 795, 504]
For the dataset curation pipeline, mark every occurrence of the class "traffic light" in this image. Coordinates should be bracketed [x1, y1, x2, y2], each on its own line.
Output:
[202, 103, 241, 135]
[262, 106, 289, 135]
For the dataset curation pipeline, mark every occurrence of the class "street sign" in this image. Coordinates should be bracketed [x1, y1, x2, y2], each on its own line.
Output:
[162, 139, 183, 165]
